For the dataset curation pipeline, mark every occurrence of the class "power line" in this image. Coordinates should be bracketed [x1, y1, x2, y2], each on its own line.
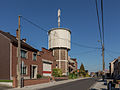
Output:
[79, 49, 97, 54]
[105, 49, 120, 54]
[101, 0, 104, 44]
[71, 49, 99, 56]
[60, 15, 101, 49]
[95, 0, 105, 71]
[21, 16, 47, 32]
[105, 50, 116, 59]
[21, 16, 101, 50]
[95, 0, 102, 46]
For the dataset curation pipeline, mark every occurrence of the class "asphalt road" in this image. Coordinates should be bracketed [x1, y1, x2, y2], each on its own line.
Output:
[39, 78, 97, 90]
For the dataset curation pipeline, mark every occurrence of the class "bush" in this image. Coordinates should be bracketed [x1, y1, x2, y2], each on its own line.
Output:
[37, 74, 42, 79]
[69, 73, 77, 79]
[52, 68, 62, 77]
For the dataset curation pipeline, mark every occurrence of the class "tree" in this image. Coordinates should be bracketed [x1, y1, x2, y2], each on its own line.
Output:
[79, 63, 86, 77]
[80, 63, 85, 72]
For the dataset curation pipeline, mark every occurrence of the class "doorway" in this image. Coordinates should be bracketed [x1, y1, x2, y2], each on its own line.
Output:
[30, 65, 37, 79]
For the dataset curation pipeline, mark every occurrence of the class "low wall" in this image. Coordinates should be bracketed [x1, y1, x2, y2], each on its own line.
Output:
[54, 77, 68, 81]
[24, 78, 50, 86]
[0, 82, 12, 87]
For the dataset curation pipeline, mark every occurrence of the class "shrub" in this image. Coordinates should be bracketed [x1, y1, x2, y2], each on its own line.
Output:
[37, 74, 42, 79]
[52, 68, 62, 77]
[69, 73, 77, 79]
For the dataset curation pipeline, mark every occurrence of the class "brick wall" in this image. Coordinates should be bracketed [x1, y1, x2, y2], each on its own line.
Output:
[53, 49, 68, 74]
[12, 46, 55, 87]
[12, 44, 43, 77]
[54, 77, 68, 81]
[12, 77, 50, 87]
[40, 48, 56, 70]
[0, 33, 10, 80]
[12, 46, 56, 78]
[53, 49, 68, 60]
[24, 78, 50, 86]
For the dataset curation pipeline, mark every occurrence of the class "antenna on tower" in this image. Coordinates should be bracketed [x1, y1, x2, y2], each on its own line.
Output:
[58, 9, 60, 28]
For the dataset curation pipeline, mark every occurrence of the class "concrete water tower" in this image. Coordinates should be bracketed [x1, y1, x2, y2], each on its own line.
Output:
[48, 9, 71, 75]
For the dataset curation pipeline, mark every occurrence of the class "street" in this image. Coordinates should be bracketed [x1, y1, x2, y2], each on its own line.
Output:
[39, 78, 97, 90]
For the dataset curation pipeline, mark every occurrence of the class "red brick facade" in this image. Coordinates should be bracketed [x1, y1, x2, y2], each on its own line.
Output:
[12, 44, 56, 78]
[0, 30, 57, 87]
[24, 78, 50, 86]
[53, 49, 68, 75]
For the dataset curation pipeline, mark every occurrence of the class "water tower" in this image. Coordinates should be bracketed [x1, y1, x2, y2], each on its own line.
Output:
[48, 9, 71, 75]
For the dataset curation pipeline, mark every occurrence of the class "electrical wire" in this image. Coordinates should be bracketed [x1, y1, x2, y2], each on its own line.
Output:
[21, 16, 101, 50]
[95, 0, 103, 46]
[101, 0, 104, 44]
[105, 50, 116, 59]
[105, 49, 120, 54]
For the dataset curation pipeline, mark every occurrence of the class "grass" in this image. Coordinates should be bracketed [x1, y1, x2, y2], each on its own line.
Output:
[0, 80, 13, 82]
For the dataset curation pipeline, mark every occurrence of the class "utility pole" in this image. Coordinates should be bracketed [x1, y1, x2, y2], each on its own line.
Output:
[95, 0, 105, 73]
[17, 16, 21, 88]
[102, 44, 105, 72]
[101, 0, 105, 73]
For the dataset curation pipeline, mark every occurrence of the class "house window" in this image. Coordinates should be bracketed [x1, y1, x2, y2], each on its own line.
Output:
[21, 50, 27, 59]
[33, 52, 37, 61]
[21, 66, 27, 75]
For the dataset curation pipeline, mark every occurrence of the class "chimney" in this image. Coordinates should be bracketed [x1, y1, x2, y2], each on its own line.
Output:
[22, 38, 26, 42]
[16, 29, 18, 39]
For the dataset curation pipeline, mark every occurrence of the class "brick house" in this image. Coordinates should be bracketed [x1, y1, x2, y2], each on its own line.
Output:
[68, 57, 77, 73]
[109, 58, 117, 77]
[0, 30, 56, 80]
[71, 58, 77, 70]
[112, 57, 120, 78]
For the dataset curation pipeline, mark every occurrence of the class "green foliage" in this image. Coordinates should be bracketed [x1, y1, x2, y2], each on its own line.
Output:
[0, 80, 13, 82]
[37, 74, 42, 78]
[79, 63, 85, 73]
[79, 63, 90, 77]
[85, 73, 90, 77]
[69, 73, 77, 79]
[52, 68, 62, 77]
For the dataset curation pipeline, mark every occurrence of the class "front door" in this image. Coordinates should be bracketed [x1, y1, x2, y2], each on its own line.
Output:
[30, 65, 37, 79]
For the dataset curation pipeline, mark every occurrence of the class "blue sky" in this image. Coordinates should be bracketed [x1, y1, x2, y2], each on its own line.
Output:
[0, 0, 120, 72]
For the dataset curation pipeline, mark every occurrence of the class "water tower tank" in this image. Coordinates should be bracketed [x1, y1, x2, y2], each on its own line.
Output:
[48, 28, 71, 50]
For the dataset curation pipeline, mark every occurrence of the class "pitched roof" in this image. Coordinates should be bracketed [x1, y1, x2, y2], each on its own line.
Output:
[0, 30, 38, 52]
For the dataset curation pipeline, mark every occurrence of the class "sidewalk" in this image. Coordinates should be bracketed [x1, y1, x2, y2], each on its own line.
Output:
[90, 79, 107, 90]
[8, 77, 90, 90]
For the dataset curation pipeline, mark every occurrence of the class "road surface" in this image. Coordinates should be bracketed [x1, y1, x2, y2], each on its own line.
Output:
[39, 78, 97, 90]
